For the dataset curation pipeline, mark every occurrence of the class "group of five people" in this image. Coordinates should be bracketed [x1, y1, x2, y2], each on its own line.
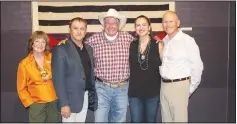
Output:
[16, 9, 203, 123]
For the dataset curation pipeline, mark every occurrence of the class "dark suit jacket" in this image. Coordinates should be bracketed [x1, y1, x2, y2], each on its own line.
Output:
[51, 38, 97, 121]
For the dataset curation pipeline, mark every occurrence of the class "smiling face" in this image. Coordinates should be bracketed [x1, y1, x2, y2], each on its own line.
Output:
[162, 11, 180, 38]
[104, 17, 120, 37]
[32, 38, 46, 53]
[70, 20, 87, 43]
[135, 17, 151, 37]
[27, 31, 50, 53]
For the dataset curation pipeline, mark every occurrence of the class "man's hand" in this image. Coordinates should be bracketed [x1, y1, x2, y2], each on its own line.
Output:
[154, 36, 161, 43]
[155, 37, 164, 46]
[61, 105, 71, 118]
[57, 38, 68, 45]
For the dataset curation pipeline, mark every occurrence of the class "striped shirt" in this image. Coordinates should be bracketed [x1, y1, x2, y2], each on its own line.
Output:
[85, 31, 134, 83]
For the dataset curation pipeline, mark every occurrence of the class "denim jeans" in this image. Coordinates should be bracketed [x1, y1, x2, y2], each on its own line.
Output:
[94, 80, 129, 122]
[129, 95, 160, 122]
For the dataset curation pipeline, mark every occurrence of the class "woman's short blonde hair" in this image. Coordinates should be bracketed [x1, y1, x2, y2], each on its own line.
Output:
[27, 31, 50, 53]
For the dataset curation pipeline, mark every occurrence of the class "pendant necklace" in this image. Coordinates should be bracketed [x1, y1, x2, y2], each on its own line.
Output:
[34, 56, 49, 82]
[137, 40, 151, 70]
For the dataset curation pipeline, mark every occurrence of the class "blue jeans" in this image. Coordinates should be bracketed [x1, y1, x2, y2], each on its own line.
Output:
[94, 80, 129, 122]
[129, 95, 160, 122]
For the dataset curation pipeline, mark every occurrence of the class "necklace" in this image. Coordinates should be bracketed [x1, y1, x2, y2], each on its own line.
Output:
[137, 40, 151, 71]
[34, 56, 49, 81]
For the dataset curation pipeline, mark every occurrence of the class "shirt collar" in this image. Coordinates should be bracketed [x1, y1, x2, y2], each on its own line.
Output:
[70, 37, 85, 50]
[27, 51, 50, 64]
[163, 29, 183, 42]
[104, 32, 118, 41]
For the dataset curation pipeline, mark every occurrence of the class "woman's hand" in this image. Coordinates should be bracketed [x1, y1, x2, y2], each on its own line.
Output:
[156, 37, 164, 57]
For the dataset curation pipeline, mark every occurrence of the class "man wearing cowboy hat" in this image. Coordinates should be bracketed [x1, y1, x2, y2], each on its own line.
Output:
[85, 8, 134, 122]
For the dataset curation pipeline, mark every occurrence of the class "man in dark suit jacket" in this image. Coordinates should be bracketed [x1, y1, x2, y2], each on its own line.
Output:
[51, 17, 97, 122]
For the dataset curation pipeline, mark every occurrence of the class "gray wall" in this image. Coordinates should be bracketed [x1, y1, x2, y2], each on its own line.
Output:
[1, 2, 32, 122]
[1, 1, 235, 122]
[176, 2, 229, 122]
[227, 2, 236, 123]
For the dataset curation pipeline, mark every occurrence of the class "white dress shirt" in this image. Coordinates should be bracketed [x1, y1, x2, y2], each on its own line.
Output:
[160, 29, 204, 94]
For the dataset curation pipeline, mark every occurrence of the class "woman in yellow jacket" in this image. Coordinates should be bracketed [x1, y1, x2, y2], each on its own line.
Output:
[17, 31, 61, 122]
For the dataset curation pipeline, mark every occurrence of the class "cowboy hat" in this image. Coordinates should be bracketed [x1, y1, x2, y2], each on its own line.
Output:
[98, 8, 127, 30]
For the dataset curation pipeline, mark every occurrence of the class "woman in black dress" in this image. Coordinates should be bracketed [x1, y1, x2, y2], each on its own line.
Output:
[128, 15, 163, 122]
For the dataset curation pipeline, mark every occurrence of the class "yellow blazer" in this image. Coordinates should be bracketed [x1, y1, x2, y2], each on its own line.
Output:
[17, 52, 57, 108]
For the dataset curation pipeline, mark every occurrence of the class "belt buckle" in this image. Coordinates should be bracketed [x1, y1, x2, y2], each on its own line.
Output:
[105, 82, 118, 88]
[107, 80, 127, 88]
[110, 83, 114, 87]
[114, 83, 119, 88]
[114, 81, 124, 88]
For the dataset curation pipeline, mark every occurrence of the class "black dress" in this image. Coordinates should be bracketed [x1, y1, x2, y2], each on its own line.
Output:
[128, 38, 162, 98]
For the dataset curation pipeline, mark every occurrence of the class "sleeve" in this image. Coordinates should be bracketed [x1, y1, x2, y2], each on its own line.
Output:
[128, 32, 136, 43]
[129, 42, 133, 66]
[186, 38, 204, 94]
[51, 46, 69, 108]
[85, 35, 95, 47]
[16, 62, 34, 108]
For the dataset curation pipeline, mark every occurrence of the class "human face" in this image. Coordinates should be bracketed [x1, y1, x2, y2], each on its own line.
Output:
[162, 12, 180, 38]
[104, 17, 119, 37]
[70, 20, 87, 43]
[32, 38, 46, 53]
[135, 17, 151, 37]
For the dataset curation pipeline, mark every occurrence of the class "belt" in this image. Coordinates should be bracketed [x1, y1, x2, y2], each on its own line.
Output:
[162, 76, 190, 83]
[95, 77, 128, 88]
